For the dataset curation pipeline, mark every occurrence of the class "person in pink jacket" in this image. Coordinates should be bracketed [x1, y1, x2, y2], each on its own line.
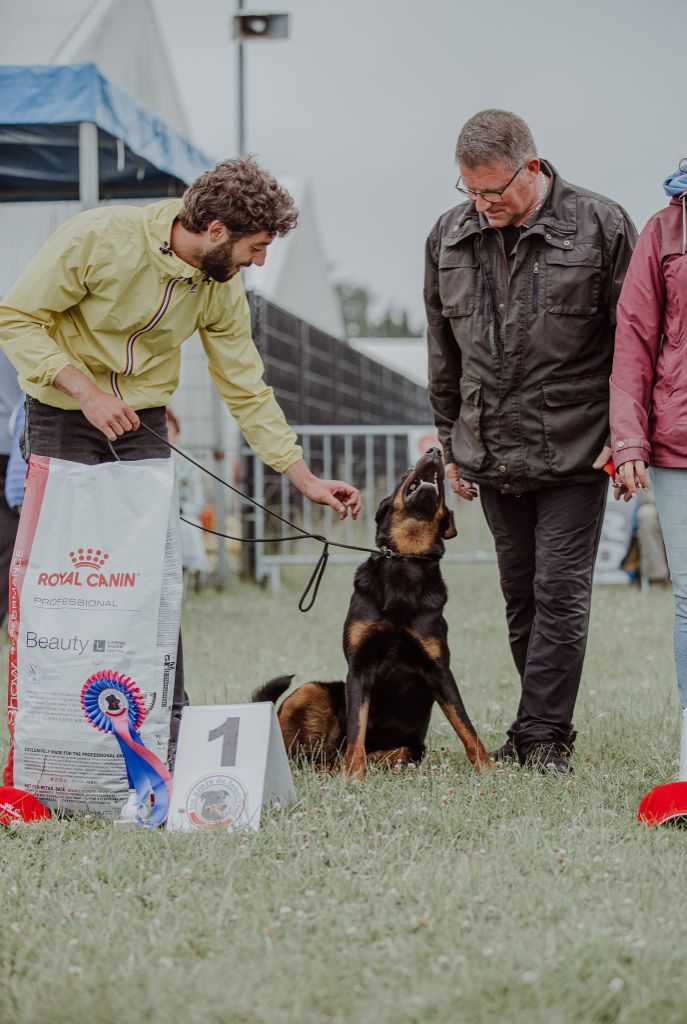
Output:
[610, 161, 687, 708]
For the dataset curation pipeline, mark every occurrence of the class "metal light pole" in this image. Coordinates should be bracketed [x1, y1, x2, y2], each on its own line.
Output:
[217, 6, 290, 584]
[236, 0, 246, 155]
[232, 7, 290, 156]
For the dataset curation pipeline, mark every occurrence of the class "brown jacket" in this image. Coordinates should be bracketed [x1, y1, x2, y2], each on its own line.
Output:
[424, 162, 637, 493]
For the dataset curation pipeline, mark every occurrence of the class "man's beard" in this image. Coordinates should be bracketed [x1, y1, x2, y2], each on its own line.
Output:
[200, 238, 238, 282]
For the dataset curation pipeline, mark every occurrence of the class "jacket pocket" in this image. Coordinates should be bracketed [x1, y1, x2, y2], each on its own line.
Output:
[452, 377, 487, 472]
[438, 248, 479, 317]
[541, 374, 609, 475]
[545, 244, 602, 315]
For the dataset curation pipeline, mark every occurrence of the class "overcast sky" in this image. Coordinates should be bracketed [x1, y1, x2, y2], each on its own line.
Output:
[153, 0, 685, 329]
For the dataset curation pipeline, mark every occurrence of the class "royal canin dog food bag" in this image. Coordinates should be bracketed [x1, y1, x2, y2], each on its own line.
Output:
[4, 455, 183, 815]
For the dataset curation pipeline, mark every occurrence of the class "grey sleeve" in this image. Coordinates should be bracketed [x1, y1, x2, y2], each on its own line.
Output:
[606, 207, 639, 327]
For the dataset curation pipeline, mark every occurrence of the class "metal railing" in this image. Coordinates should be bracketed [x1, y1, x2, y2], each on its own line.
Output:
[240, 424, 495, 590]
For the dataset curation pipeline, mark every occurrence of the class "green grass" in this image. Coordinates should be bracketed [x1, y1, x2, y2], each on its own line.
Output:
[0, 562, 684, 1024]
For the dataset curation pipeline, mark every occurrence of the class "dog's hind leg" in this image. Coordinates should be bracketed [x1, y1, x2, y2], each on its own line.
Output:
[430, 669, 493, 770]
[279, 683, 342, 766]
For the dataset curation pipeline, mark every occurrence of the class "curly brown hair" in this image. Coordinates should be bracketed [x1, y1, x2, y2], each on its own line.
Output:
[179, 157, 298, 237]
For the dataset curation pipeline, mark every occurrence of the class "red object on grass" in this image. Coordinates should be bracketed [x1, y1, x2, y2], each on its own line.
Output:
[0, 786, 51, 825]
[638, 782, 687, 827]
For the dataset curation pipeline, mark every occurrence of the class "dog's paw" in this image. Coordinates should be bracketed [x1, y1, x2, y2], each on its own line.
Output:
[343, 751, 366, 781]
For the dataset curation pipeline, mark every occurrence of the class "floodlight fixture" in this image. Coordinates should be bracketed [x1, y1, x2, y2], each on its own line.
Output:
[232, 12, 289, 40]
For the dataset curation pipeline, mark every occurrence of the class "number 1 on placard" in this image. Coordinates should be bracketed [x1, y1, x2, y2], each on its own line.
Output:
[208, 716, 240, 766]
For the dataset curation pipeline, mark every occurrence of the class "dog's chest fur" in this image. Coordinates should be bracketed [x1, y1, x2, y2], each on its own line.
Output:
[353, 557, 447, 622]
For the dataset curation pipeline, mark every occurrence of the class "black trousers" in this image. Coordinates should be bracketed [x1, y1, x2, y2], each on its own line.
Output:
[23, 398, 188, 761]
[479, 478, 607, 750]
[0, 454, 20, 623]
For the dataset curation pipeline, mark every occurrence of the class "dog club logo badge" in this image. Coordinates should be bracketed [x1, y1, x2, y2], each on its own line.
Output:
[186, 774, 248, 831]
[37, 548, 139, 589]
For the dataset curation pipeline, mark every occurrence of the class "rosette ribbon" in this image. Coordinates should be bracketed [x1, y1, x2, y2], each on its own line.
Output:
[81, 671, 172, 828]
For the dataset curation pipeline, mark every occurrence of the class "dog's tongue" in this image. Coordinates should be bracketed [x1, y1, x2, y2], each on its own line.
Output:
[416, 479, 438, 494]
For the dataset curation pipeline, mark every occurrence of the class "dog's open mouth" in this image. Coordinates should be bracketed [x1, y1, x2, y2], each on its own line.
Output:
[407, 472, 440, 497]
[402, 452, 445, 512]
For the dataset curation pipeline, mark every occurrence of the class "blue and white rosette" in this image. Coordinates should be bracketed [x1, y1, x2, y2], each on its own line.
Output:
[81, 671, 172, 828]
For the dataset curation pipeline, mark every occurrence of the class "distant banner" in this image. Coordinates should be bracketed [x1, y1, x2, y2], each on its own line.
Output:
[594, 481, 634, 584]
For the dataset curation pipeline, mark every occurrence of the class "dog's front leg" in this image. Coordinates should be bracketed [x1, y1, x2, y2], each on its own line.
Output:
[343, 670, 372, 780]
[430, 668, 493, 770]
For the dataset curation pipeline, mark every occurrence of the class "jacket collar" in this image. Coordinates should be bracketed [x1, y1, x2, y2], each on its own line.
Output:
[445, 160, 578, 248]
[144, 198, 207, 281]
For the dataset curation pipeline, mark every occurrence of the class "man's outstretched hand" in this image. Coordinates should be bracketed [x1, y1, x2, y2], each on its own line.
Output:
[286, 460, 361, 519]
[446, 462, 478, 501]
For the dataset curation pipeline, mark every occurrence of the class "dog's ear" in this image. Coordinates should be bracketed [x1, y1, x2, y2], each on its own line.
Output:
[375, 495, 393, 525]
[441, 509, 457, 540]
[374, 495, 393, 543]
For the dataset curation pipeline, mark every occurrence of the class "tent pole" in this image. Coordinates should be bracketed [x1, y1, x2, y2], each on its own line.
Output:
[205, 0, 245, 589]
[78, 121, 99, 209]
[212, 396, 228, 590]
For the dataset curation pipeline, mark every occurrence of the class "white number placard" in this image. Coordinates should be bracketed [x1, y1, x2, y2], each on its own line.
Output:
[166, 703, 296, 833]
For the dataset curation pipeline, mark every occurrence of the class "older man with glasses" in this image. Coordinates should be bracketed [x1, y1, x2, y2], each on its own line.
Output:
[424, 109, 636, 772]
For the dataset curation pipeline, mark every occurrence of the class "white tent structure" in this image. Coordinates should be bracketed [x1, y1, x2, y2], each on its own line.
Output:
[243, 180, 345, 340]
[0, 0, 188, 135]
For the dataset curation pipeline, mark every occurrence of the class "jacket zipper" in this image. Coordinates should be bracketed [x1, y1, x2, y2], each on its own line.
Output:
[532, 257, 540, 312]
[494, 231, 510, 352]
[111, 277, 185, 398]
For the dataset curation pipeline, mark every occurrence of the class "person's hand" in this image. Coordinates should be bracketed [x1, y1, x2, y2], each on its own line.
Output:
[615, 459, 649, 500]
[303, 478, 361, 519]
[592, 445, 612, 472]
[80, 392, 140, 441]
[285, 460, 361, 519]
[592, 444, 631, 501]
[446, 462, 478, 501]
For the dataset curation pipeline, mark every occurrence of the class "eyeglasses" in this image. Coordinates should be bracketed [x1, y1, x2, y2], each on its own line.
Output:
[455, 164, 524, 203]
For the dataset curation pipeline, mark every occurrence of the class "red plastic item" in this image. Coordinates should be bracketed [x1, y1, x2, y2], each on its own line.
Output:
[603, 458, 616, 482]
[638, 782, 687, 827]
[0, 786, 51, 825]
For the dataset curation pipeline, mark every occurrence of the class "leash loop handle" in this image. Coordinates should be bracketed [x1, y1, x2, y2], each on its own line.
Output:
[298, 543, 330, 613]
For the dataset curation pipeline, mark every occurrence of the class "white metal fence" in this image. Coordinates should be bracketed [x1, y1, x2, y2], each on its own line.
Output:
[240, 425, 495, 590]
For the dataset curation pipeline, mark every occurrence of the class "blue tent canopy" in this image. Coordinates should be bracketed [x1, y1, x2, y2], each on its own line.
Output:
[0, 63, 213, 201]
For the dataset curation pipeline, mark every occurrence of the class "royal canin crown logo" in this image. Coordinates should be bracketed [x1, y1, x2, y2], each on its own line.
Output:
[37, 547, 138, 589]
[70, 548, 110, 570]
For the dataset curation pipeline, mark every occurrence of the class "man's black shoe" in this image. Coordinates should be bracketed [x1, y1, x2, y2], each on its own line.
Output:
[491, 729, 576, 768]
[523, 741, 573, 775]
[490, 738, 521, 764]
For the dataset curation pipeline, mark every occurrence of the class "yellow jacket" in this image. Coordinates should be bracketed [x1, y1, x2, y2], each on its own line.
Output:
[0, 199, 302, 473]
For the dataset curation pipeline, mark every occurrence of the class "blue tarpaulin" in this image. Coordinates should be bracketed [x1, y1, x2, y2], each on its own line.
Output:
[0, 62, 213, 200]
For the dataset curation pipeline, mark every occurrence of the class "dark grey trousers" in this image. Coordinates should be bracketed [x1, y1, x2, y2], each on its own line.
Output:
[479, 478, 607, 750]
[0, 454, 20, 622]
[23, 398, 188, 762]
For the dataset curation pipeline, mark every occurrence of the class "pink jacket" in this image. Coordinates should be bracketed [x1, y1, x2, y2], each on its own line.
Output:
[610, 194, 687, 469]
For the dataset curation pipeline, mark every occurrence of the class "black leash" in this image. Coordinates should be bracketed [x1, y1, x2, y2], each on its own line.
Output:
[130, 421, 436, 611]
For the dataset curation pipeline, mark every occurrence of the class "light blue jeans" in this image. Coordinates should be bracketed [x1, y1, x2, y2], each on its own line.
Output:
[651, 468, 687, 708]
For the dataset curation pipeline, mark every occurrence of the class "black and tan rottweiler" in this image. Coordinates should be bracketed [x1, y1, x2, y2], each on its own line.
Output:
[252, 447, 492, 779]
